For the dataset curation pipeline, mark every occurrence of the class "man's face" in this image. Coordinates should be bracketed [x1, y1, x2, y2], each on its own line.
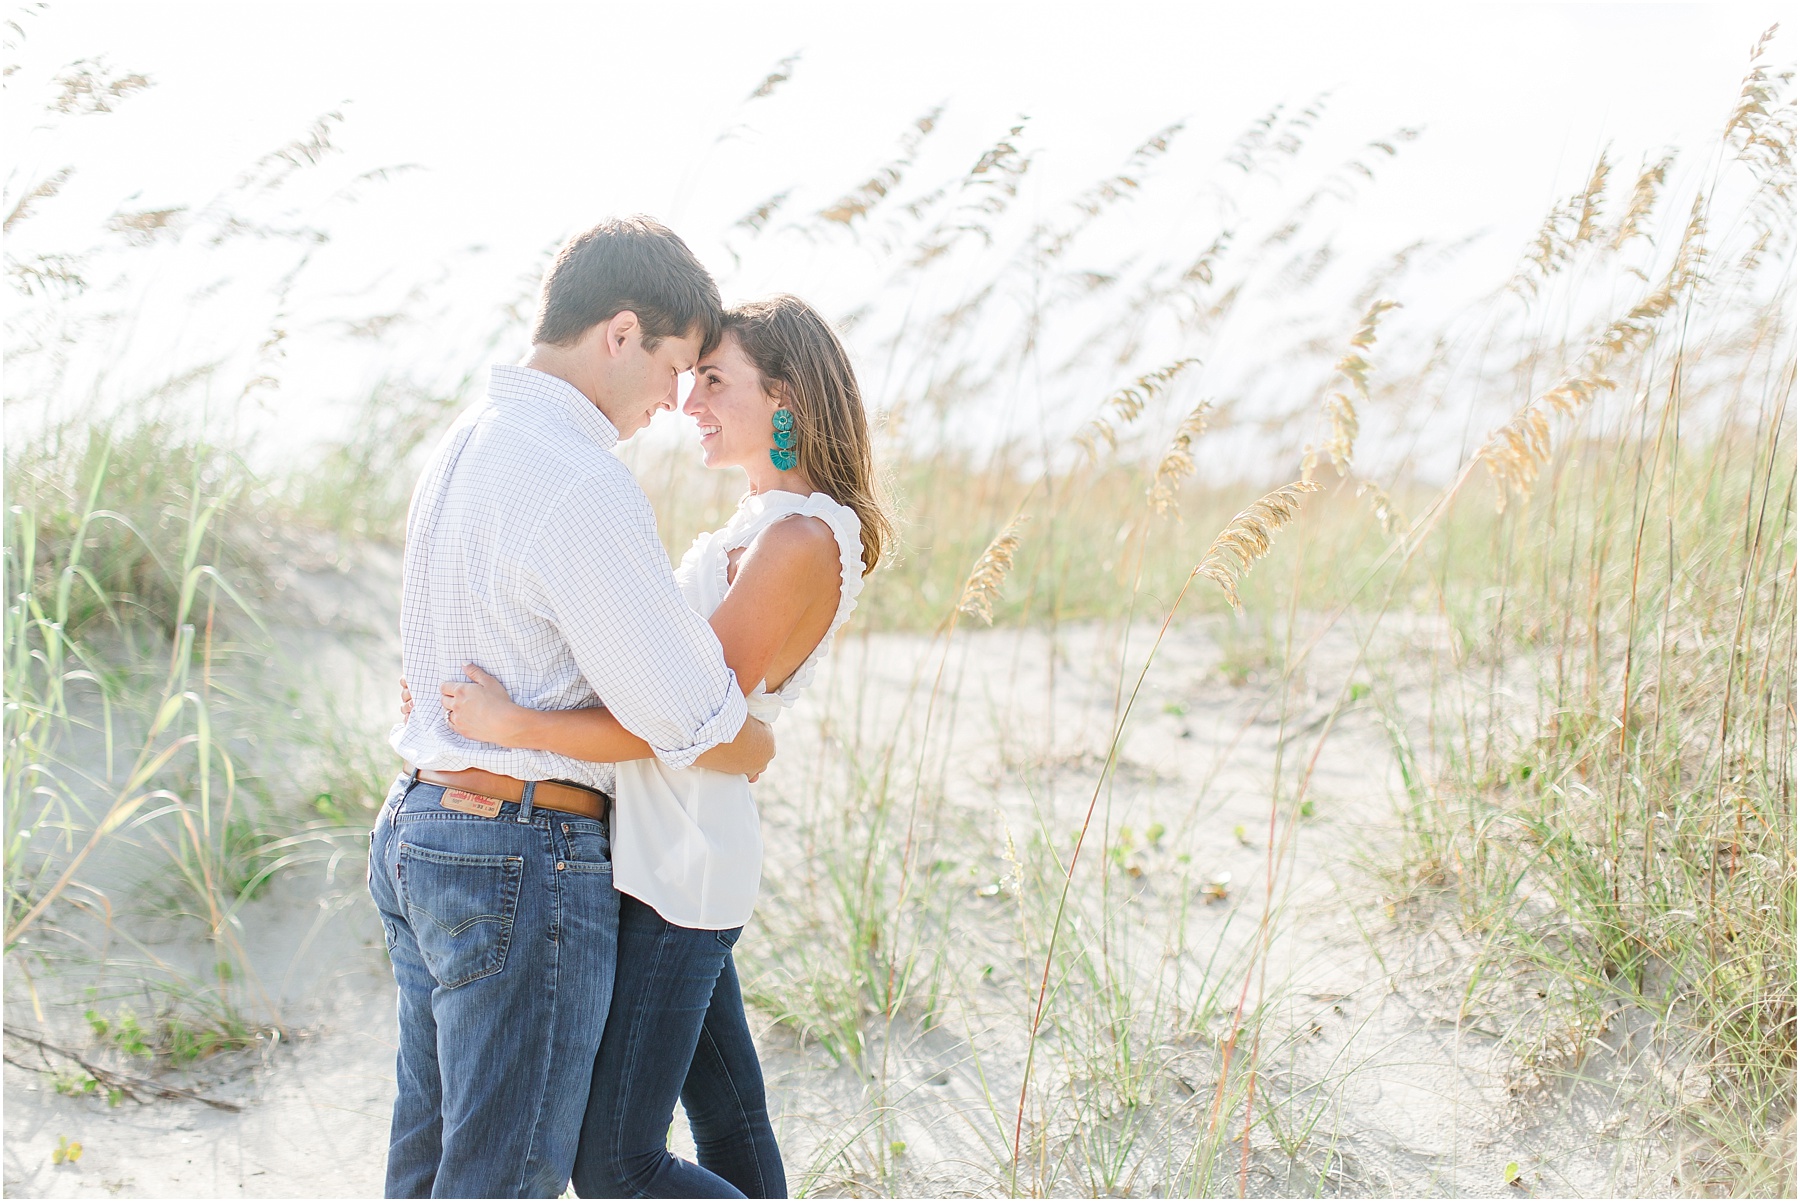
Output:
[607, 323, 705, 441]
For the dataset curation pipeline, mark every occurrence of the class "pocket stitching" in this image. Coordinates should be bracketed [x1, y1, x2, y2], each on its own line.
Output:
[399, 842, 525, 868]
[558, 823, 612, 873]
[396, 843, 524, 989]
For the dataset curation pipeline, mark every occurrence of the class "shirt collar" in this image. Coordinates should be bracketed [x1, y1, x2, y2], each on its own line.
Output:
[488, 363, 620, 452]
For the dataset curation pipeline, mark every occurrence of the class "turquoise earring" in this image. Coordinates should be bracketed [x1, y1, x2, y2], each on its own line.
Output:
[770, 408, 797, 471]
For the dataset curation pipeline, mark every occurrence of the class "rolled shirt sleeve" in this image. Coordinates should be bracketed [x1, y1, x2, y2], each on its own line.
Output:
[527, 474, 747, 770]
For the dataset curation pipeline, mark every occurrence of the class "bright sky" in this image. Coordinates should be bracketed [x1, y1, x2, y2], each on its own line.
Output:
[3, 2, 1789, 465]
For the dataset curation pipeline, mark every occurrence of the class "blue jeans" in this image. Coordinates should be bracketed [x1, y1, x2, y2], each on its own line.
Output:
[571, 893, 785, 1198]
[368, 773, 619, 1198]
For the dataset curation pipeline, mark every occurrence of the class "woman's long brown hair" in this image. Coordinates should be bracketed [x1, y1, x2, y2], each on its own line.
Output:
[725, 295, 893, 575]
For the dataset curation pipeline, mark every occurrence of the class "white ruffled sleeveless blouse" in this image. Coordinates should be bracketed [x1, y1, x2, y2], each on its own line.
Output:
[612, 490, 864, 929]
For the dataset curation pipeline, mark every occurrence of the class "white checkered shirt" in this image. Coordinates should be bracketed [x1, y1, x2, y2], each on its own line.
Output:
[389, 363, 747, 793]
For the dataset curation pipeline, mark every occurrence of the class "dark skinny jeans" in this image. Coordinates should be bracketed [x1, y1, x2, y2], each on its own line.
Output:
[572, 893, 785, 1198]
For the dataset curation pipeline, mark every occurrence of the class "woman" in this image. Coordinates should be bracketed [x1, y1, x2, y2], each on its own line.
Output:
[409, 295, 889, 1198]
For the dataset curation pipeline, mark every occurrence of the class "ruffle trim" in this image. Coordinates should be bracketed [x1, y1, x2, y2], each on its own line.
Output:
[713, 490, 863, 711]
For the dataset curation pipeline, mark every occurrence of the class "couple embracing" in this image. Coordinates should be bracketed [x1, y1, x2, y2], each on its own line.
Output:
[367, 215, 888, 1198]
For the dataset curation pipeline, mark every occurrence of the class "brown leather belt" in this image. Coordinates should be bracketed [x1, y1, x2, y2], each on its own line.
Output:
[407, 765, 609, 821]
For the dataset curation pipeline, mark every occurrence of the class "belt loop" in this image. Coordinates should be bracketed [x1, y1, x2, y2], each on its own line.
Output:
[517, 780, 536, 824]
[398, 766, 421, 805]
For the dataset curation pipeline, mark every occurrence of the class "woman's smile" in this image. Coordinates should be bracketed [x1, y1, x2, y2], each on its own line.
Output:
[682, 333, 779, 472]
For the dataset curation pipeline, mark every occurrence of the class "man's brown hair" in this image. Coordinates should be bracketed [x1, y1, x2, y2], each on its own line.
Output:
[531, 215, 723, 353]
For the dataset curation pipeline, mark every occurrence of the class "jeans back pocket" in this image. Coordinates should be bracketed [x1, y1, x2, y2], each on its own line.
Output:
[396, 842, 524, 988]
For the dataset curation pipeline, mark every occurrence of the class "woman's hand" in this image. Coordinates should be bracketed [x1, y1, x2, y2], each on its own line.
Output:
[400, 677, 413, 720]
[441, 664, 531, 747]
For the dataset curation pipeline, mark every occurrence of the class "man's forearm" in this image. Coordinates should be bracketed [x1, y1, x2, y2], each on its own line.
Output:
[541, 500, 751, 772]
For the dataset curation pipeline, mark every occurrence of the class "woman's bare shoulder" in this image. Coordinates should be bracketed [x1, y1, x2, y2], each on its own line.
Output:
[746, 513, 838, 565]
[734, 514, 841, 596]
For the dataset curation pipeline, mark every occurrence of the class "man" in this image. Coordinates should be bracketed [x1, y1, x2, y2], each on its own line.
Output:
[368, 216, 774, 1198]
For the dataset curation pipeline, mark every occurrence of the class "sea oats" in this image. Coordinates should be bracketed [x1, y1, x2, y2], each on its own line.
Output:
[1323, 392, 1359, 476]
[817, 108, 943, 229]
[48, 59, 151, 116]
[9, 252, 87, 297]
[1039, 122, 1185, 260]
[1671, 191, 1709, 286]
[1322, 299, 1399, 476]
[1512, 148, 1618, 297]
[957, 514, 1028, 625]
[1148, 400, 1215, 514]
[731, 191, 792, 238]
[1574, 151, 1613, 247]
[908, 120, 1031, 267]
[1611, 155, 1673, 250]
[1274, 127, 1423, 243]
[1479, 233, 1698, 508]
[236, 112, 344, 195]
[746, 53, 800, 101]
[1181, 230, 1234, 287]
[1721, 26, 1794, 229]
[1722, 25, 1782, 146]
[1225, 104, 1284, 175]
[1194, 480, 1321, 613]
[1077, 357, 1200, 459]
[1355, 480, 1406, 537]
[106, 206, 188, 246]
[4, 167, 74, 233]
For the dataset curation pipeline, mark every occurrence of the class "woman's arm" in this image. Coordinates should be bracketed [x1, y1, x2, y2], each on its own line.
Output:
[441, 667, 650, 759]
[706, 514, 843, 697]
[441, 666, 776, 776]
[439, 514, 838, 770]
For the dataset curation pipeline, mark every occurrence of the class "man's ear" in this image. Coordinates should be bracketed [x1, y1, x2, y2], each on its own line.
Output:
[602, 310, 640, 359]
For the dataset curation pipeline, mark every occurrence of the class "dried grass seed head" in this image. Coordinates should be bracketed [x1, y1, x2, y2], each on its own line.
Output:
[1611, 154, 1673, 250]
[1148, 399, 1215, 514]
[1322, 299, 1398, 476]
[1195, 480, 1320, 612]
[1478, 235, 1696, 509]
[1077, 356, 1200, 459]
[958, 514, 1029, 624]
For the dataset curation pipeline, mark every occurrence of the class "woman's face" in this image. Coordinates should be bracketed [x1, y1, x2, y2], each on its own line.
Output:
[683, 333, 780, 472]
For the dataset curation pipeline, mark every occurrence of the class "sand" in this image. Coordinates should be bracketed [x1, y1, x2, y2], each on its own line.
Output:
[4, 556, 1672, 1198]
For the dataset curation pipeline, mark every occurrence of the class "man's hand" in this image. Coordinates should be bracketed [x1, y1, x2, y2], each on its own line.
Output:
[695, 716, 776, 780]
